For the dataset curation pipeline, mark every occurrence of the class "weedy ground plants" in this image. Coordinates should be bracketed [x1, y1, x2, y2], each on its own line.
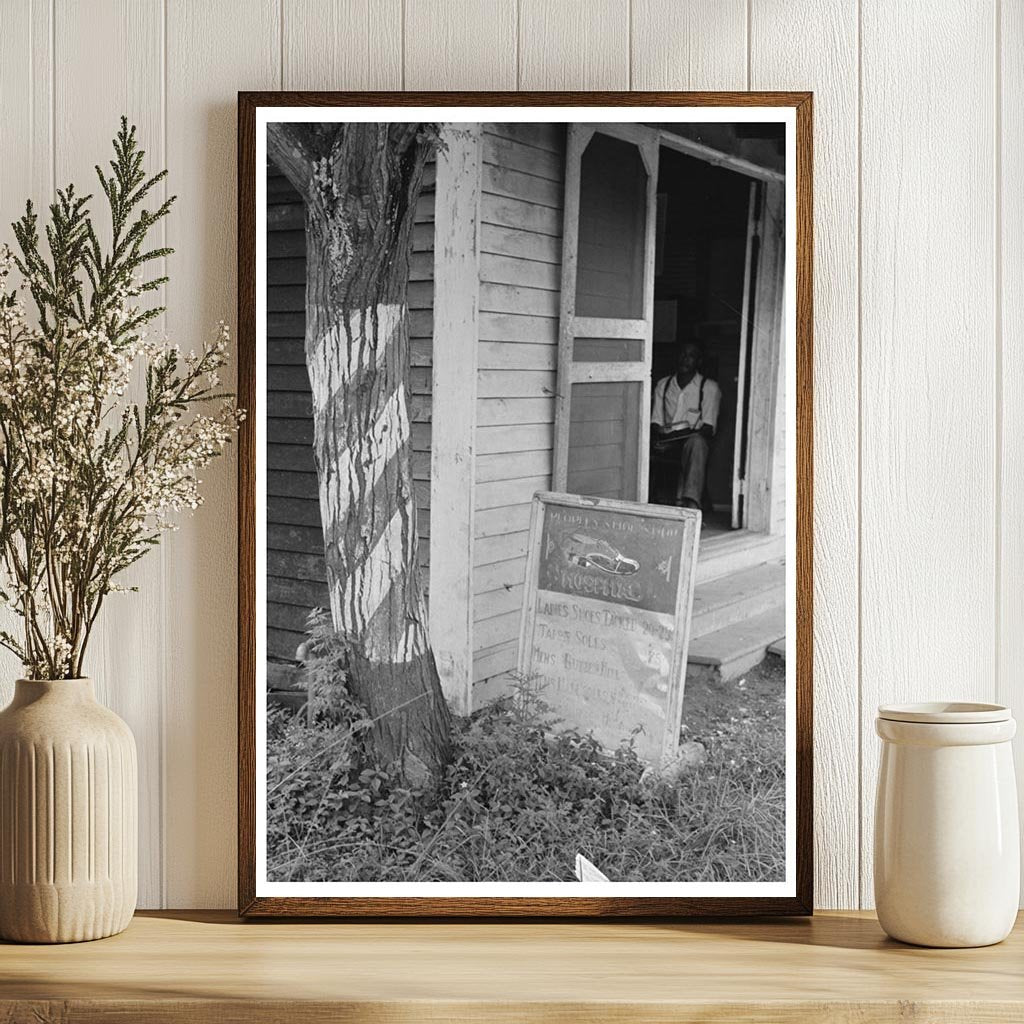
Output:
[267, 613, 786, 884]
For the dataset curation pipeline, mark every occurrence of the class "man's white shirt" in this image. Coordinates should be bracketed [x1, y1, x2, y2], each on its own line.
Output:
[651, 372, 722, 434]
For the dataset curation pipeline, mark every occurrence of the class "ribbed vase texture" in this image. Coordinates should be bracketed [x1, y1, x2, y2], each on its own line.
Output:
[0, 678, 137, 943]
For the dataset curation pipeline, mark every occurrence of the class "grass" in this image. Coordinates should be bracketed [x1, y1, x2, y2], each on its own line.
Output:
[266, 621, 786, 884]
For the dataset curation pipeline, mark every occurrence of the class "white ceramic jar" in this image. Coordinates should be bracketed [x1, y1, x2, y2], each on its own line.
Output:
[874, 702, 1019, 947]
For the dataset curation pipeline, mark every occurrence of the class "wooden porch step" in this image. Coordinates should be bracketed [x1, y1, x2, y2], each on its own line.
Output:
[695, 530, 786, 584]
[689, 560, 785, 640]
[687, 605, 786, 681]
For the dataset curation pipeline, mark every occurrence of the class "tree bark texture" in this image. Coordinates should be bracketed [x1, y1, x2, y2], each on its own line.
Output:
[267, 122, 451, 784]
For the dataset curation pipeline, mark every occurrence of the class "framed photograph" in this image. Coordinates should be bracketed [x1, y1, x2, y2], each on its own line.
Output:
[238, 91, 813, 916]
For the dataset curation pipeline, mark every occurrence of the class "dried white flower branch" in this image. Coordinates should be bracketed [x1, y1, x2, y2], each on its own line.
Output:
[0, 118, 242, 679]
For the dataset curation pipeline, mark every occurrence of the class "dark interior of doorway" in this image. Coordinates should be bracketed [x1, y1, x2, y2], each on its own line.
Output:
[648, 147, 754, 536]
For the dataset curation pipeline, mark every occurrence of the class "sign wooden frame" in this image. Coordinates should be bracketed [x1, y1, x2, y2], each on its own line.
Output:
[237, 90, 814, 918]
[517, 492, 701, 767]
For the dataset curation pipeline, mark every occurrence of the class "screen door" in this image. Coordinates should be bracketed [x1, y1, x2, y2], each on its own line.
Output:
[553, 125, 659, 502]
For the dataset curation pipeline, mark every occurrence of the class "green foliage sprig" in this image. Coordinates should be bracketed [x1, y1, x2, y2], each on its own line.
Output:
[0, 118, 241, 679]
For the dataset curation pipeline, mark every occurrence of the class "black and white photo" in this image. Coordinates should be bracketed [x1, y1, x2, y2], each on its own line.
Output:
[238, 96, 812, 916]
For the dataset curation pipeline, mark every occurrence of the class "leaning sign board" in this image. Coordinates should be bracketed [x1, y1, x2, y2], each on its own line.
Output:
[517, 492, 701, 766]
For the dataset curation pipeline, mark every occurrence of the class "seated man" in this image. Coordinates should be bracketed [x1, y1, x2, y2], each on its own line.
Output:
[650, 341, 722, 510]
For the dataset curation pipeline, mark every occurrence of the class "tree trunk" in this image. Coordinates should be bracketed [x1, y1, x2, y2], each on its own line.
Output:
[268, 122, 451, 785]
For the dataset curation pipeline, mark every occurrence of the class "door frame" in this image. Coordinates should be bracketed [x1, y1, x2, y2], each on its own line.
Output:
[742, 178, 786, 534]
[732, 179, 759, 530]
[554, 122, 787, 534]
[655, 130, 786, 535]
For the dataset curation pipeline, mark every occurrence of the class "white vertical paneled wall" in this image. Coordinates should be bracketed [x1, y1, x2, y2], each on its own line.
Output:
[0, 0, 1016, 910]
[749, 0, 860, 912]
[1003, 0, 1024, 894]
[859, 0, 998, 909]
[55, 0, 168, 909]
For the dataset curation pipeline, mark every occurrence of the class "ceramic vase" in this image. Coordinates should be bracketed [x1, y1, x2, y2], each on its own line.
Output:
[0, 678, 137, 943]
[874, 702, 1019, 948]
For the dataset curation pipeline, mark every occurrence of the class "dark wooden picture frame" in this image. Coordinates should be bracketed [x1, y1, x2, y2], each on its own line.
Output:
[237, 91, 813, 918]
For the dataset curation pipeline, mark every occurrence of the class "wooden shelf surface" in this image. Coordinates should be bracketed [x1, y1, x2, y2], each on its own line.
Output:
[2, 910, 1023, 1022]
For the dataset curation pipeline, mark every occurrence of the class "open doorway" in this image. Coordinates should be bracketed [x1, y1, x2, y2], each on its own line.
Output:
[553, 123, 787, 541]
[648, 147, 758, 537]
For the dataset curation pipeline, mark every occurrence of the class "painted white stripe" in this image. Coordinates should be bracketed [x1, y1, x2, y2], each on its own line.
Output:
[307, 302, 410, 530]
[370, 620, 426, 666]
[361, 387, 409, 490]
[307, 303, 404, 385]
[307, 302, 424, 662]
[331, 504, 407, 637]
[316, 386, 409, 542]
[331, 499, 428, 665]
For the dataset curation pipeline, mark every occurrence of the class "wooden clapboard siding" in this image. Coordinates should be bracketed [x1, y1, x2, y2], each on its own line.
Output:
[476, 423, 553, 456]
[268, 524, 326, 553]
[474, 556, 529, 596]
[269, 626, 306, 661]
[476, 475, 550, 511]
[477, 397, 555, 427]
[472, 638, 520, 684]
[477, 369, 554, 398]
[474, 530, 532, 566]
[481, 225, 560, 264]
[266, 164, 328, 656]
[475, 503, 534, 538]
[476, 450, 551, 482]
[479, 312, 559, 343]
[409, 161, 437, 506]
[475, 584, 526, 621]
[478, 340, 556, 370]
[474, 609, 522, 651]
[469, 124, 565, 686]
[266, 157, 436, 660]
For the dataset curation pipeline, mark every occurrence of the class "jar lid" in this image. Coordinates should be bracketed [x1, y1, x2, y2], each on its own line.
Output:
[877, 701, 1011, 724]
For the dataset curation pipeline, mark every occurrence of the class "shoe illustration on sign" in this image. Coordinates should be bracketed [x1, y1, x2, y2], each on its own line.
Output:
[562, 533, 641, 576]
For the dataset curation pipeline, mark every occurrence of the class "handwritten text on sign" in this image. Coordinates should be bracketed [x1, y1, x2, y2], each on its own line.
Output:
[521, 497, 699, 765]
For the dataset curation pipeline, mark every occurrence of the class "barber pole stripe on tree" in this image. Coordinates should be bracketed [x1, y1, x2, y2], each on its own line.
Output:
[306, 304, 419, 656]
[304, 295, 427, 674]
[267, 122, 451, 783]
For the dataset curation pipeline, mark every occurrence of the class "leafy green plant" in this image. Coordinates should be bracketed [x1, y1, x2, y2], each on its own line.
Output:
[0, 118, 240, 678]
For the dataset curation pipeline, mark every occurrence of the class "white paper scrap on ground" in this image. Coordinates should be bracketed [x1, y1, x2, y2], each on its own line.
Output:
[575, 853, 610, 882]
